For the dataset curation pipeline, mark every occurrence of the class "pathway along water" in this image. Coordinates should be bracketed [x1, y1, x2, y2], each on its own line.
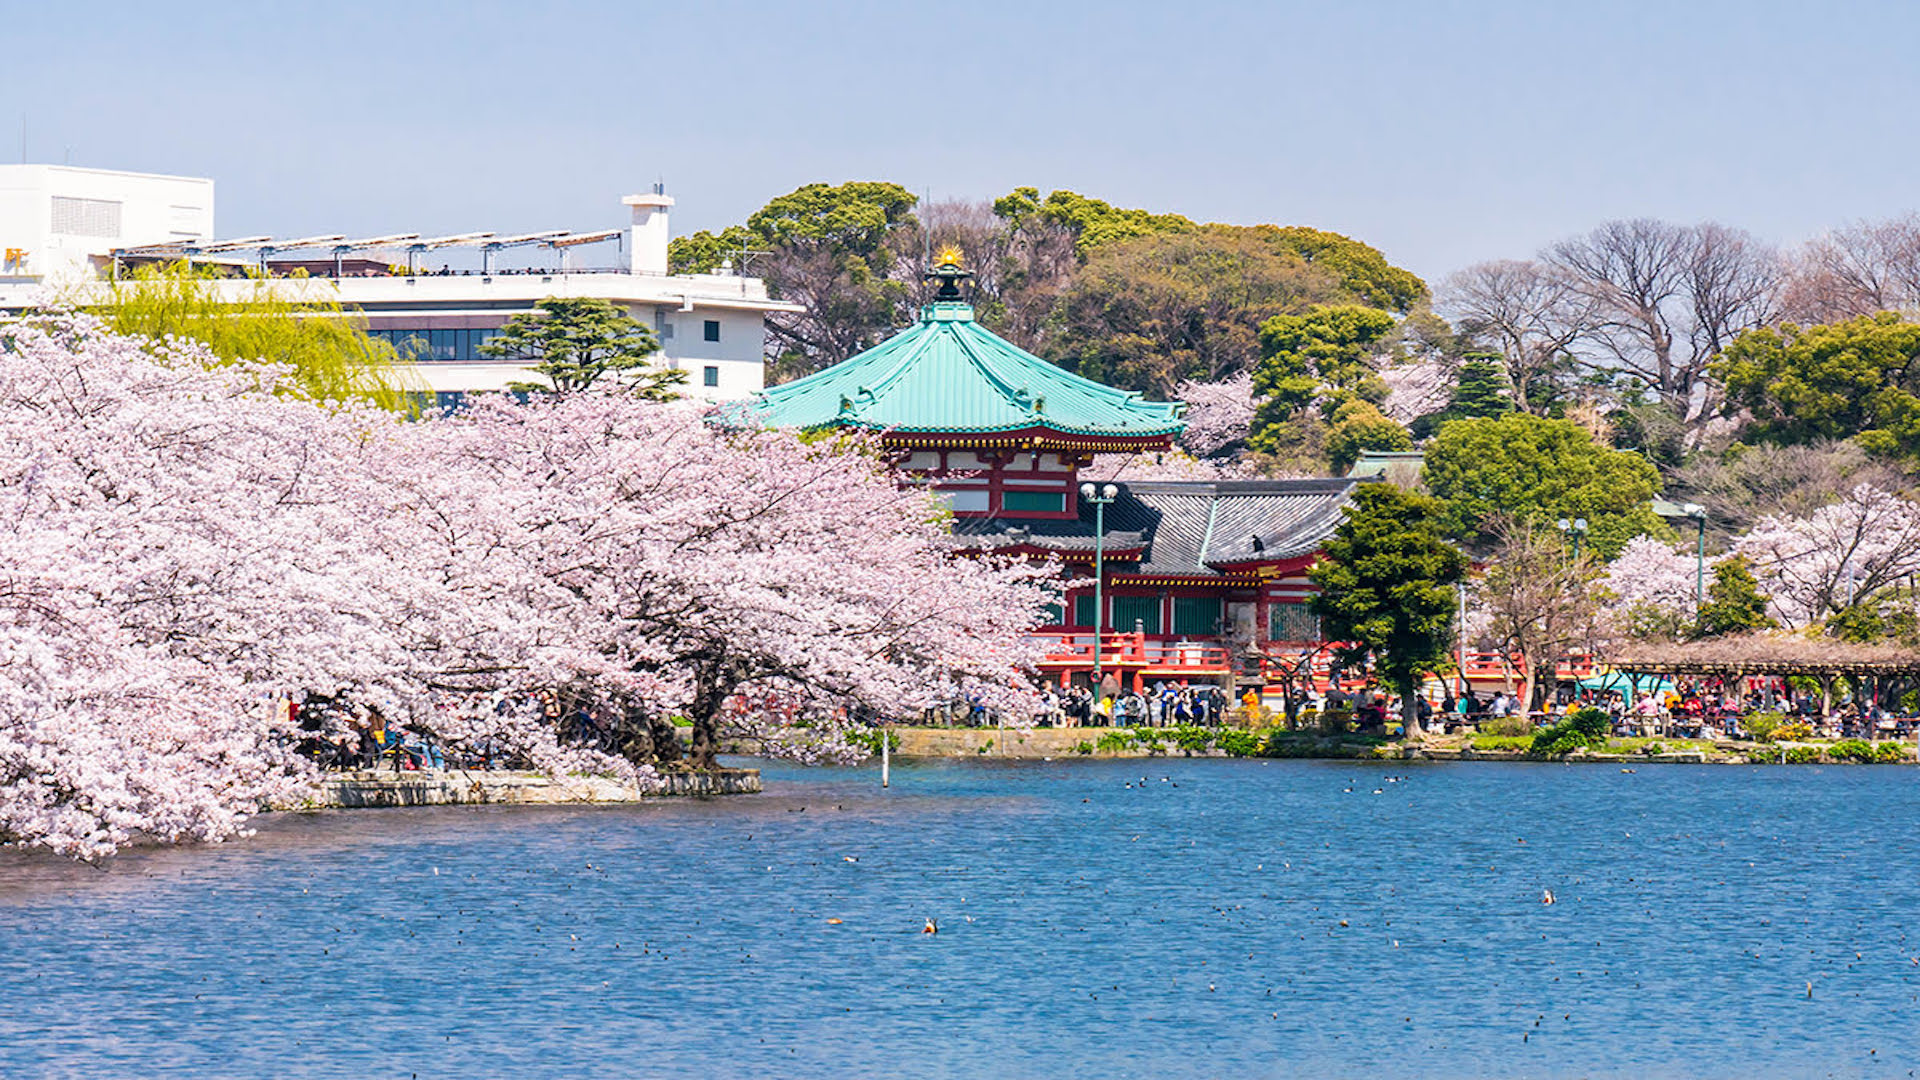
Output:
[1, 758, 1916, 1078]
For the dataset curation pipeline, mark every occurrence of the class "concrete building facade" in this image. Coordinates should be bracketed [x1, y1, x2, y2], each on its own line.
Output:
[0, 168, 793, 402]
[0, 165, 214, 285]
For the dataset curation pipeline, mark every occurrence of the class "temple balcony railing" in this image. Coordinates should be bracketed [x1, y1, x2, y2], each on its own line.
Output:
[1036, 632, 1235, 674]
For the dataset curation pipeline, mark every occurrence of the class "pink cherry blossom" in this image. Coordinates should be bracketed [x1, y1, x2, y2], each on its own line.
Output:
[1735, 483, 1920, 627]
[0, 315, 1052, 855]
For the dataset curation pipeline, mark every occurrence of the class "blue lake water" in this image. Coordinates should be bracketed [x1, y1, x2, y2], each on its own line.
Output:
[2, 757, 1918, 1078]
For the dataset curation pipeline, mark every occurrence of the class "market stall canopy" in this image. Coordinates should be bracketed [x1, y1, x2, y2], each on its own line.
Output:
[1577, 670, 1675, 698]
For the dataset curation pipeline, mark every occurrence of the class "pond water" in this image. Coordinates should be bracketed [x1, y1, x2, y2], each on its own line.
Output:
[2, 757, 1917, 1078]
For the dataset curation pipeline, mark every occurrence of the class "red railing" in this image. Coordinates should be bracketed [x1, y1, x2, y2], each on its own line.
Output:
[1037, 632, 1234, 674]
[1038, 633, 1600, 691]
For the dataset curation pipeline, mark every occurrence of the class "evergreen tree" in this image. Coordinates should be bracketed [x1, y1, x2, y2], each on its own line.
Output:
[482, 297, 684, 398]
[1694, 556, 1774, 638]
[1326, 400, 1413, 474]
[1410, 355, 1511, 439]
[1249, 304, 1396, 458]
[1310, 484, 1467, 739]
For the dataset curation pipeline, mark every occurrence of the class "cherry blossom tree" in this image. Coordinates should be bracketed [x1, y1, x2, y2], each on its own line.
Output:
[0, 315, 1054, 853]
[1735, 484, 1920, 627]
[1602, 535, 1703, 639]
[396, 395, 1054, 768]
[0, 317, 393, 856]
[1172, 373, 1255, 458]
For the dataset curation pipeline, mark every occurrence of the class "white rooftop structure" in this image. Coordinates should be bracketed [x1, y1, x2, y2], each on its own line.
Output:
[0, 170, 795, 403]
[0, 165, 213, 284]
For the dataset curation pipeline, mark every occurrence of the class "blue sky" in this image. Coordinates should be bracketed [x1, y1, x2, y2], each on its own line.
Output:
[4, 0, 1916, 283]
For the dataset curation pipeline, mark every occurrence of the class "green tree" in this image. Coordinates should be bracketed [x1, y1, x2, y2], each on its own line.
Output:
[1326, 400, 1413, 474]
[1309, 483, 1467, 740]
[1422, 413, 1665, 558]
[481, 297, 683, 397]
[991, 187, 1193, 254]
[668, 181, 920, 379]
[1249, 305, 1396, 458]
[1254, 225, 1428, 313]
[1410, 355, 1511, 439]
[1712, 312, 1920, 457]
[90, 262, 416, 409]
[1694, 556, 1775, 638]
[1048, 227, 1352, 396]
[667, 224, 760, 275]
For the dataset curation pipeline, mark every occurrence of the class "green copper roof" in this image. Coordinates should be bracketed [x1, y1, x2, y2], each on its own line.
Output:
[749, 301, 1186, 439]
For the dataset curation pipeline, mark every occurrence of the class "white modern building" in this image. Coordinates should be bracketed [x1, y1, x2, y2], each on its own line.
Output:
[0, 168, 797, 403]
[0, 165, 214, 284]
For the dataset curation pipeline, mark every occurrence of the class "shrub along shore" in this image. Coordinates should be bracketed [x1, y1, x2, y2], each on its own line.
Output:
[885, 720, 1915, 764]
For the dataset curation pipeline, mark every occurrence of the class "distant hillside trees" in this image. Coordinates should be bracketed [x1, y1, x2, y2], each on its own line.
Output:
[671, 181, 1427, 397]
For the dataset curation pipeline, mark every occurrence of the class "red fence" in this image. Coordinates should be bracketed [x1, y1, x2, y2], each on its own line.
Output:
[1036, 632, 1597, 693]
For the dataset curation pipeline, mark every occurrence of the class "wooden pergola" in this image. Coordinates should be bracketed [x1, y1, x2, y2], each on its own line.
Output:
[1608, 635, 1920, 719]
[1611, 636, 1920, 678]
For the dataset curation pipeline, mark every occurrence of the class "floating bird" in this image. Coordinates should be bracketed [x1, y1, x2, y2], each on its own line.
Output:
[1541, 889, 1556, 905]
[923, 919, 939, 935]
[843, 856, 858, 863]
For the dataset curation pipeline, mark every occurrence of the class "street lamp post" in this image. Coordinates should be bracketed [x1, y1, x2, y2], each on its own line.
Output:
[1080, 482, 1120, 689]
[1556, 517, 1590, 561]
[1683, 503, 1707, 608]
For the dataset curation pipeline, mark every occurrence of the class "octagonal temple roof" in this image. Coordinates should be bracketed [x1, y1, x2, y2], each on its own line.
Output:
[744, 257, 1186, 450]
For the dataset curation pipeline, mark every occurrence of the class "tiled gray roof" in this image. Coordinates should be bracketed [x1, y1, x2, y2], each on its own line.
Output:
[952, 478, 1362, 576]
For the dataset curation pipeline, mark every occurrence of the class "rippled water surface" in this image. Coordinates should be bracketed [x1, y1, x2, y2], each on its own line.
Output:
[3, 757, 1919, 1078]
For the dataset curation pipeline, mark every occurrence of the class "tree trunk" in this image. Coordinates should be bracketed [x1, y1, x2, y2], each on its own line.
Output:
[686, 660, 737, 771]
[612, 697, 684, 768]
[1401, 673, 1424, 741]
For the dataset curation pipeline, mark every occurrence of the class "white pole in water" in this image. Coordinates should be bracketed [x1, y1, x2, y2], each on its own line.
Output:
[881, 724, 890, 788]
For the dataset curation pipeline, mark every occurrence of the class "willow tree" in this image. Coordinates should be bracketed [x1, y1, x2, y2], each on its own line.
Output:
[87, 262, 418, 410]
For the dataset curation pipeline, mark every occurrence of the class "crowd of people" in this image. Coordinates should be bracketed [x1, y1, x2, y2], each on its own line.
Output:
[926, 678, 1239, 729]
[1453, 680, 1920, 741]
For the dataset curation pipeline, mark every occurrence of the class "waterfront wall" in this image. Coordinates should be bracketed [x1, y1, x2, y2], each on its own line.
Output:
[896, 726, 1145, 758]
[293, 768, 761, 809]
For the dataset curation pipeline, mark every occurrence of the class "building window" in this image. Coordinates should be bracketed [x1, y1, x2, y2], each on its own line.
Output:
[1111, 595, 1162, 635]
[1269, 603, 1321, 642]
[703, 319, 721, 342]
[703, 365, 720, 387]
[1001, 489, 1066, 513]
[1040, 601, 1066, 626]
[939, 489, 990, 513]
[1171, 596, 1221, 637]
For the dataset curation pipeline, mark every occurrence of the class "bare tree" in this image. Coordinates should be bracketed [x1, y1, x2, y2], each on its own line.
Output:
[1783, 214, 1920, 322]
[1671, 439, 1913, 537]
[1476, 517, 1603, 713]
[1547, 219, 1780, 426]
[1438, 259, 1594, 413]
[889, 199, 1013, 309]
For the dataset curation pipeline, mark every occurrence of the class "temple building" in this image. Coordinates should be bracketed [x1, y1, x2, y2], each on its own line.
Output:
[749, 252, 1363, 694]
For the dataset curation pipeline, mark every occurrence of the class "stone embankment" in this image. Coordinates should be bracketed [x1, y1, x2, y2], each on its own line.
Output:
[896, 726, 1110, 758]
[290, 767, 761, 809]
